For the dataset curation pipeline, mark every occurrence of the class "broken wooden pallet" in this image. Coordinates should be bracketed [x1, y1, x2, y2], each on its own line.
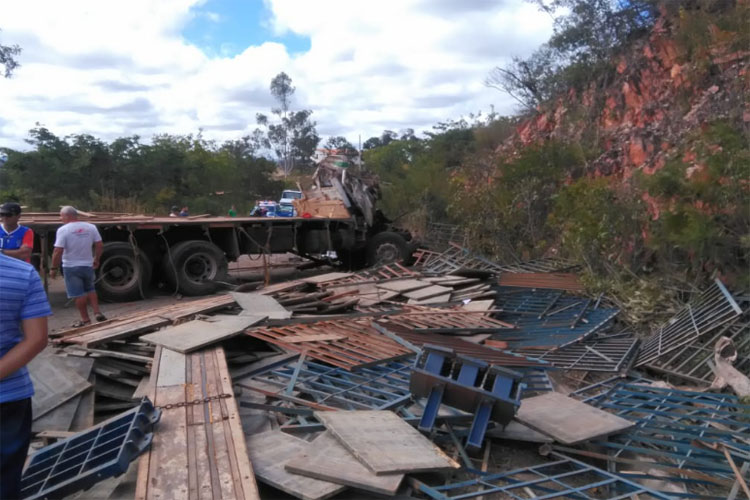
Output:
[246, 318, 412, 371]
[135, 345, 260, 500]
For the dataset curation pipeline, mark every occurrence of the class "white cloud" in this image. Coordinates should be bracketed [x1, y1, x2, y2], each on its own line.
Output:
[0, 0, 552, 150]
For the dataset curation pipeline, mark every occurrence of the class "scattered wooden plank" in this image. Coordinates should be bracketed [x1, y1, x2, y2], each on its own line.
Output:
[140, 315, 266, 353]
[31, 357, 94, 432]
[135, 346, 260, 500]
[74, 346, 153, 364]
[315, 410, 459, 475]
[302, 272, 353, 284]
[94, 378, 136, 402]
[28, 352, 92, 419]
[407, 293, 451, 305]
[232, 292, 293, 319]
[131, 376, 151, 399]
[515, 392, 634, 445]
[246, 431, 347, 500]
[57, 294, 237, 346]
[285, 431, 404, 496]
[376, 279, 431, 294]
[402, 285, 453, 301]
[284, 334, 347, 343]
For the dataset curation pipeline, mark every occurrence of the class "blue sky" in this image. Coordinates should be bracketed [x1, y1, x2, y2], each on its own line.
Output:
[182, 0, 311, 58]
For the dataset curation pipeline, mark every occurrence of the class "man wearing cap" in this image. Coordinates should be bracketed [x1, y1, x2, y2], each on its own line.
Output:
[50, 206, 107, 327]
[0, 202, 34, 263]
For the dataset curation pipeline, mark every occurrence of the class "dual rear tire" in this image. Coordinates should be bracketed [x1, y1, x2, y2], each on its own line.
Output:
[96, 240, 228, 300]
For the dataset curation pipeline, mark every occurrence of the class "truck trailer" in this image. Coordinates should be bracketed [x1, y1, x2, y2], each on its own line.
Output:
[22, 156, 413, 301]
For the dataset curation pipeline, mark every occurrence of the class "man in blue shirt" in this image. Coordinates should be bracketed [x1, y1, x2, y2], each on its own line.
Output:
[0, 253, 52, 499]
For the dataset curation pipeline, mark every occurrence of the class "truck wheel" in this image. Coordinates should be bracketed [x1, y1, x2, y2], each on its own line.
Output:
[97, 242, 153, 302]
[163, 240, 228, 296]
[366, 231, 408, 266]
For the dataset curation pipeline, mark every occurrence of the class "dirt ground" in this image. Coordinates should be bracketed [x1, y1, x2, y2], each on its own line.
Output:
[47, 253, 307, 332]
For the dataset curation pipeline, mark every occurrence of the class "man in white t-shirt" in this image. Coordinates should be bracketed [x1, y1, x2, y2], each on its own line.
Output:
[50, 206, 107, 327]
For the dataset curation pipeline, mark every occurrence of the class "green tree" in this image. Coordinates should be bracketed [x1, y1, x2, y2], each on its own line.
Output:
[255, 72, 320, 176]
[0, 29, 21, 77]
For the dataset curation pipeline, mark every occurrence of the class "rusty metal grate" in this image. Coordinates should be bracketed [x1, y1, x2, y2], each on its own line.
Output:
[245, 318, 413, 371]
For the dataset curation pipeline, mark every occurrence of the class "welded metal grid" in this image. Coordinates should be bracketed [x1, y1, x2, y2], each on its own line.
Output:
[492, 303, 619, 350]
[245, 357, 415, 411]
[636, 279, 742, 367]
[646, 319, 749, 385]
[21, 399, 160, 500]
[569, 372, 656, 405]
[515, 335, 640, 372]
[410, 451, 672, 499]
[591, 383, 750, 478]
[378, 310, 515, 334]
[495, 287, 564, 316]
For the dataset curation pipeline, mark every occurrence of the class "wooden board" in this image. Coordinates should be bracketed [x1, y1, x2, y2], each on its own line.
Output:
[232, 292, 293, 319]
[28, 352, 92, 419]
[32, 357, 94, 432]
[376, 279, 430, 294]
[140, 315, 266, 353]
[56, 294, 237, 346]
[515, 392, 634, 445]
[284, 334, 347, 343]
[302, 272, 353, 284]
[246, 319, 412, 371]
[246, 431, 347, 500]
[135, 346, 260, 500]
[315, 410, 459, 475]
[402, 285, 453, 300]
[285, 431, 404, 496]
[407, 293, 451, 305]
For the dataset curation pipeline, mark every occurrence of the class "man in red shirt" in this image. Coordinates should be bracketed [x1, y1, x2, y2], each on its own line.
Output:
[0, 202, 34, 263]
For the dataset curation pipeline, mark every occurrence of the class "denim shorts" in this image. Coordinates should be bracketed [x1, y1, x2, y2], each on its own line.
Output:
[63, 266, 96, 298]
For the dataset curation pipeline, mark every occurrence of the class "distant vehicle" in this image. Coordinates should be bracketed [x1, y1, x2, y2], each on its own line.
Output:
[279, 190, 302, 205]
[277, 202, 296, 217]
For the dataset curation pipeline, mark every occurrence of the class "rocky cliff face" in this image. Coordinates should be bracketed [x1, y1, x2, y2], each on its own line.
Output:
[499, 7, 749, 185]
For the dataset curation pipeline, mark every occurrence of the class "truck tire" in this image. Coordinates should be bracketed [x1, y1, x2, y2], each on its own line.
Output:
[163, 240, 228, 296]
[366, 231, 408, 266]
[97, 242, 153, 302]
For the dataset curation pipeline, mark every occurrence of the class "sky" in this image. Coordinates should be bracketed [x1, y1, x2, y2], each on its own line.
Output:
[0, 0, 553, 151]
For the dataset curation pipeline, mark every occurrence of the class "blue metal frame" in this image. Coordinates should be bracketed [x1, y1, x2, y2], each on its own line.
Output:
[410, 451, 673, 499]
[21, 398, 161, 500]
[591, 383, 750, 478]
[410, 346, 524, 449]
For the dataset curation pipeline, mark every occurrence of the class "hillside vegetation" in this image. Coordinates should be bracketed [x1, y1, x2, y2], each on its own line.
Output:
[363, 0, 749, 315]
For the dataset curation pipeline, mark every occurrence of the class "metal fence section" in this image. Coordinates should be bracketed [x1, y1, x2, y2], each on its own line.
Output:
[636, 279, 743, 367]
[409, 451, 673, 499]
[21, 398, 161, 500]
[590, 383, 750, 478]
[645, 318, 749, 385]
[515, 335, 640, 372]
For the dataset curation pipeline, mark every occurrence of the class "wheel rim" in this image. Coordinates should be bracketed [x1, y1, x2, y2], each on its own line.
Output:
[100, 254, 138, 292]
[373, 242, 400, 265]
[181, 251, 218, 284]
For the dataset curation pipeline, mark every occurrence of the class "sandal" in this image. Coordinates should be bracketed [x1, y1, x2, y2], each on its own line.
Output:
[71, 320, 91, 328]
[95, 313, 108, 322]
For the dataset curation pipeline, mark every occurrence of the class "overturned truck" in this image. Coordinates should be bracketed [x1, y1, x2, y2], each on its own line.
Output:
[24, 155, 414, 301]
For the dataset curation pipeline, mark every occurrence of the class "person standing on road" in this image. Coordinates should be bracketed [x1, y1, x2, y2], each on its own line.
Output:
[0, 202, 34, 263]
[179, 206, 189, 217]
[0, 253, 52, 499]
[50, 206, 107, 328]
[228, 204, 237, 217]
